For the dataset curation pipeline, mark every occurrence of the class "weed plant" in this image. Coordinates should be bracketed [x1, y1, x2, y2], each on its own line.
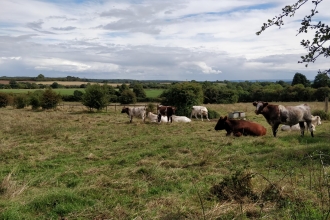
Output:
[0, 102, 329, 219]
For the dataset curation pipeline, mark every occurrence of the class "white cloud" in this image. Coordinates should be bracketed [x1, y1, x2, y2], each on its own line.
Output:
[0, 0, 328, 80]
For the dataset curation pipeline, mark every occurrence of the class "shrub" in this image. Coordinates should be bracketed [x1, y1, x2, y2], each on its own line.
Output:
[29, 90, 43, 110]
[312, 109, 330, 120]
[0, 93, 12, 108]
[13, 94, 28, 109]
[208, 109, 221, 119]
[41, 89, 62, 110]
[146, 103, 156, 113]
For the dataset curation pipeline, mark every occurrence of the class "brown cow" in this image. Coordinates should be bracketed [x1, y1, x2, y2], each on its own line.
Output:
[157, 105, 176, 123]
[253, 101, 314, 137]
[214, 116, 267, 137]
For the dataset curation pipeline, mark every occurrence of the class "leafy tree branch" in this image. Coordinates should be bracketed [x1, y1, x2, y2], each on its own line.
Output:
[256, 0, 329, 74]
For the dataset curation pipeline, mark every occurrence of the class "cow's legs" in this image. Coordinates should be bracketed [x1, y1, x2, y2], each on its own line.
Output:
[306, 120, 314, 137]
[299, 121, 305, 137]
[157, 114, 162, 123]
[205, 113, 210, 121]
[130, 116, 133, 123]
[272, 123, 280, 137]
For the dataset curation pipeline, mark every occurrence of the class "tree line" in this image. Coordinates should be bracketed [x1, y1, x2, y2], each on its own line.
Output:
[1, 72, 330, 114]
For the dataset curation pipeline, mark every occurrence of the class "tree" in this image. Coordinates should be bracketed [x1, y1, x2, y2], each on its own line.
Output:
[119, 90, 136, 104]
[257, 0, 329, 74]
[36, 74, 45, 81]
[82, 84, 109, 111]
[312, 72, 330, 88]
[50, 82, 60, 89]
[118, 84, 129, 93]
[159, 82, 203, 116]
[132, 83, 146, 99]
[291, 73, 310, 87]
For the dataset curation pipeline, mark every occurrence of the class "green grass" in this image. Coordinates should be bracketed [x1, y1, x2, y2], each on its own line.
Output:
[0, 102, 329, 219]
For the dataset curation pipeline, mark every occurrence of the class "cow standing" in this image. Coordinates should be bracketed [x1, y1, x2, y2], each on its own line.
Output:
[121, 106, 146, 123]
[214, 116, 266, 137]
[191, 106, 210, 121]
[253, 101, 314, 137]
[157, 105, 176, 123]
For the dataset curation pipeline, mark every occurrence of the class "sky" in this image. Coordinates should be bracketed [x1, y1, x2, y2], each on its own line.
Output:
[0, 0, 329, 81]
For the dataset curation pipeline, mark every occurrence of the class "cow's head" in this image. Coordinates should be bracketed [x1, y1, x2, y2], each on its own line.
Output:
[253, 101, 268, 115]
[214, 116, 227, 131]
[121, 107, 129, 115]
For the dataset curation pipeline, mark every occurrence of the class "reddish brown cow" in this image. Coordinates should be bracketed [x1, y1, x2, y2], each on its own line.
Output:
[253, 101, 314, 137]
[214, 116, 267, 137]
[157, 105, 176, 123]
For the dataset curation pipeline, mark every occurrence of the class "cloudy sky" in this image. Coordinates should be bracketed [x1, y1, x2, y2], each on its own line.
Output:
[1, 0, 329, 81]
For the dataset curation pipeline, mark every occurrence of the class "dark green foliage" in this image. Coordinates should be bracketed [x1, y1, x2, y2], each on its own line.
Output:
[208, 109, 220, 119]
[119, 90, 136, 104]
[13, 94, 28, 109]
[50, 82, 59, 88]
[0, 92, 12, 108]
[118, 83, 129, 93]
[132, 83, 147, 99]
[41, 89, 61, 110]
[313, 73, 330, 88]
[160, 82, 203, 116]
[29, 90, 43, 110]
[73, 90, 84, 101]
[313, 87, 330, 101]
[146, 103, 156, 113]
[292, 73, 311, 87]
[312, 109, 330, 120]
[82, 84, 109, 111]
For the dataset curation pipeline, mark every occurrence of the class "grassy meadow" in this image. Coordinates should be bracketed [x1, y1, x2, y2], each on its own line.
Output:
[0, 102, 330, 219]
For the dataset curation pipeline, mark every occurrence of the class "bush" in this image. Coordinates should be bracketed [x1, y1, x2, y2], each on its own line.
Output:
[82, 84, 109, 111]
[312, 109, 330, 120]
[119, 90, 136, 104]
[208, 109, 221, 119]
[41, 89, 62, 110]
[146, 103, 156, 113]
[0, 93, 12, 108]
[13, 94, 28, 109]
[29, 90, 43, 110]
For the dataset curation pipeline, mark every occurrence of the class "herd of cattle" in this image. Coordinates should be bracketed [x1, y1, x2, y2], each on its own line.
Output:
[121, 102, 322, 137]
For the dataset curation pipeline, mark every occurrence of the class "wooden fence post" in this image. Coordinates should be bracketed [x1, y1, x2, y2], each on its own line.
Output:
[325, 97, 329, 113]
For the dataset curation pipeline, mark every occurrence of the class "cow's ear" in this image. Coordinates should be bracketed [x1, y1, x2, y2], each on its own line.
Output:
[224, 116, 228, 120]
[253, 101, 257, 106]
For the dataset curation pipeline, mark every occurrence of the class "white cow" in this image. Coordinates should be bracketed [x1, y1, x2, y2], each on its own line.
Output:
[281, 123, 316, 131]
[311, 115, 322, 126]
[172, 115, 191, 123]
[147, 112, 169, 123]
[191, 106, 209, 121]
[121, 106, 146, 123]
[280, 115, 321, 132]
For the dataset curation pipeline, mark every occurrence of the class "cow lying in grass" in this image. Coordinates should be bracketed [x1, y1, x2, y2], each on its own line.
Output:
[214, 116, 267, 137]
[147, 112, 169, 123]
[172, 115, 191, 123]
[281, 123, 316, 132]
